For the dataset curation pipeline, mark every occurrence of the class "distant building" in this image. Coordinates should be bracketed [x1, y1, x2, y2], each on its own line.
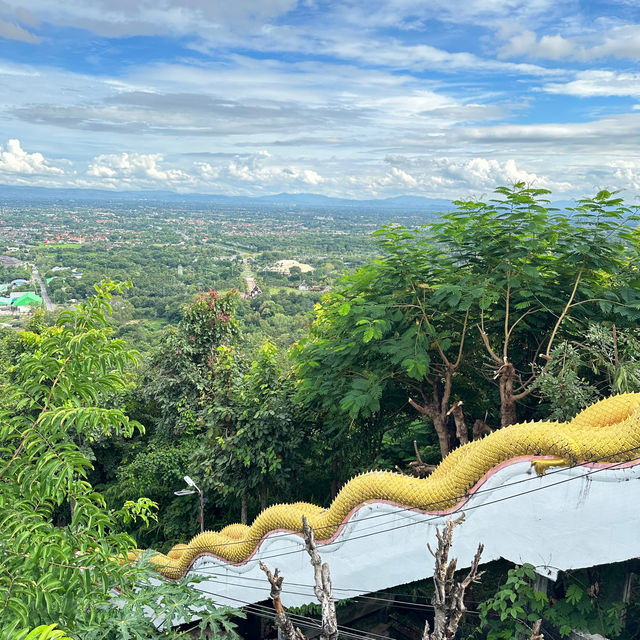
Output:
[12, 292, 42, 312]
[0, 292, 42, 314]
[241, 285, 262, 299]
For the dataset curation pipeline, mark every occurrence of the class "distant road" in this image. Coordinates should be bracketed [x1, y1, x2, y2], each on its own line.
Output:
[31, 267, 55, 312]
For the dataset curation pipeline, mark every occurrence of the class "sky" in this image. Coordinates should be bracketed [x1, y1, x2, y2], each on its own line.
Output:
[1, 0, 640, 200]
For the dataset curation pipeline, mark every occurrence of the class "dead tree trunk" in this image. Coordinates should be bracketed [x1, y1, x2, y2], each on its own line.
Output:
[259, 562, 307, 640]
[422, 514, 484, 640]
[302, 515, 339, 640]
[472, 413, 493, 440]
[260, 517, 339, 640]
[261, 485, 268, 511]
[498, 362, 517, 427]
[447, 401, 469, 446]
[330, 455, 341, 499]
[407, 440, 437, 478]
[529, 619, 544, 640]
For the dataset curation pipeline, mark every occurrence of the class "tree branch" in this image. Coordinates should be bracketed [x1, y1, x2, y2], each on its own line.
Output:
[544, 261, 585, 359]
[259, 561, 307, 640]
[301, 516, 339, 640]
[422, 514, 484, 640]
[477, 312, 502, 365]
[454, 309, 470, 369]
[504, 278, 511, 361]
[529, 619, 544, 640]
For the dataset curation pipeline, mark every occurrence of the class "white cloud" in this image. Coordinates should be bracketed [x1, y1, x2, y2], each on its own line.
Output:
[497, 23, 640, 62]
[499, 28, 575, 60]
[0, 0, 298, 38]
[608, 158, 640, 191]
[544, 70, 640, 97]
[87, 151, 191, 184]
[374, 167, 418, 189]
[197, 152, 324, 191]
[0, 139, 63, 175]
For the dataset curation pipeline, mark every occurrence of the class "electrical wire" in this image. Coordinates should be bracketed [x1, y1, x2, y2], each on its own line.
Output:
[145, 445, 638, 640]
[191, 586, 397, 640]
[162, 442, 640, 558]
[191, 578, 563, 640]
[160, 447, 640, 569]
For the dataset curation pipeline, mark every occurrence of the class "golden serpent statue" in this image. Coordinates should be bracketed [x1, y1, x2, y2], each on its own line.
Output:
[151, 393, 640, 578]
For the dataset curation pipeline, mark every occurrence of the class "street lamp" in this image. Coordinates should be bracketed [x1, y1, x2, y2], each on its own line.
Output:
[174, 475, 204, 533]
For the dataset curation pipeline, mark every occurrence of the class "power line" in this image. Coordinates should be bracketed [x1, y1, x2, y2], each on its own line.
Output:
[192, 586, 397, 640]
[138, 447, 639, 640]
[163, 443, 640, 558]
[162, 447, 640, 569]
[192, 578, 563, 640]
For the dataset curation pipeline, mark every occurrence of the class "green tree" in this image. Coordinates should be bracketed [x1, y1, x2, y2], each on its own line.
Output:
[534, 324, 640, 421]
[197, 341, 305, 523]
[429, 185, 640, 427]
[0, 282, 240, 637]
[294, 224, 470, 459]
[294, 185, 640, 462]
[144, 288, 241, 436]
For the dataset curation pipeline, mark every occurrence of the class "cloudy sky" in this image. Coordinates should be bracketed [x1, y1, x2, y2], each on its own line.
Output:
[1, 0, 640, 199]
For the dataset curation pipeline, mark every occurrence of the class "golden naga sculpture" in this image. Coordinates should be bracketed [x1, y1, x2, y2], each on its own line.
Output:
[151, 393, 640, 578]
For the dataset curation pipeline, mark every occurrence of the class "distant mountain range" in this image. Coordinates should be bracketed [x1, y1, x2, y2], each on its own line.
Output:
[0, 184, 453, 210]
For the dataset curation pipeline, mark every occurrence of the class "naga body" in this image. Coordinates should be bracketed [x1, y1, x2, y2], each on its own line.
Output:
[151, 393, 640, 578]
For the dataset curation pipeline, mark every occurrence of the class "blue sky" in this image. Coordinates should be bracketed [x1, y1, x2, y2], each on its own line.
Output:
[1, 0, 639, 199]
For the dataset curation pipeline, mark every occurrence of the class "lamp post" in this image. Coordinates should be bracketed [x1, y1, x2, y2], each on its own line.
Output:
[174, 475, 204, 533]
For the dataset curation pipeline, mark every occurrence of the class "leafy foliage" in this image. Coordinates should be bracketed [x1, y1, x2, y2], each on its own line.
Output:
[478, 564, 548, 640]
[0, 282, 240, 637]
[535, 324, 640, 420]
[16, 626, 73, 640]
[477, 564, 628, 639]
[197, 340, 306, 520]
[294, 184, 640, 464]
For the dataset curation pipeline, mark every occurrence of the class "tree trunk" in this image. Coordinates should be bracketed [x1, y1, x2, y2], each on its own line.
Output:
[261, 485, 268, 511]
[432, 415, 451, 458]
[448, 401, 469, 446]
[330, 456, 341, 499]
[422, 514, 484, 640]
[499, 362, 517, 427]
[241, 494, 248, 524]
[472, 418, 492, 440]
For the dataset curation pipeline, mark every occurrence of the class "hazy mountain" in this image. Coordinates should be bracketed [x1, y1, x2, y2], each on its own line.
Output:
[0, 184, 451, 210]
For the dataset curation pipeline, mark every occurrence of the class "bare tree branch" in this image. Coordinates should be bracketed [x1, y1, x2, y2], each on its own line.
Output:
[544, 261, 585, 359]
[259, 561, 307, 640]
[422, 514, 484, 640]
[529, 619, 544, 640]
[477, 318, 503, 365]
[454, 309, 470, 369]
[447, 400, 469, 445]
[408, 440, 437, 477]
[301, 516, 339, 640]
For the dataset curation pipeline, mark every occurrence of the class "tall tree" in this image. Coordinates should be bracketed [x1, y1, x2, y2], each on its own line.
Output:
[0, 282, 239, 637]
[144, 288, 241, 436]
[294, 225, 471, 458]
[294, 185, 640, 461]
[431, 185, 640, 426]
[196, 341, 305, 522]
